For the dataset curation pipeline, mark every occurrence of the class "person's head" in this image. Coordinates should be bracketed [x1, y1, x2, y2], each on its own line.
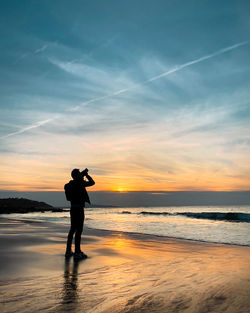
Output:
[71, 168, 81, 180]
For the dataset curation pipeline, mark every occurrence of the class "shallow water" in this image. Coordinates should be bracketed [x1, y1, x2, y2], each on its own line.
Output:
[1, 205, 250, 246]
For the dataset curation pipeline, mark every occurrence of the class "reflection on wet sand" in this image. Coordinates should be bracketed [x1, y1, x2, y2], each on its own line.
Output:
[60, 258, 83, 312]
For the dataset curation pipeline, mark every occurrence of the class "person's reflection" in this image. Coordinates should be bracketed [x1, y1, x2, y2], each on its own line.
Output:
[61, 258, 81, 310]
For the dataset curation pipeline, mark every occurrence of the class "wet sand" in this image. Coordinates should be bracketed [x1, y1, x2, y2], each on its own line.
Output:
[0, 217, 249, 313]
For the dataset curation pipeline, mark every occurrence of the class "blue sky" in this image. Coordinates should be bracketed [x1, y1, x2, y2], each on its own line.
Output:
[0, 0, 250, 192]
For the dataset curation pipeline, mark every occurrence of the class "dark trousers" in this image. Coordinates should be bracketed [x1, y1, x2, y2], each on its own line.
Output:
[66, 207, 84, 253]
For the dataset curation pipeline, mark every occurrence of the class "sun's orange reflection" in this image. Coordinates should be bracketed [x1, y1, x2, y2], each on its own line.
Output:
[109, 236, 131, 249]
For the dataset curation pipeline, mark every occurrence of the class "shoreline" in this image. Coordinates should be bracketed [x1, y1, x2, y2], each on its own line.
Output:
[87, 226, 250, 248]
[1, 217, 250, 313]
[1, 215, 250, 248]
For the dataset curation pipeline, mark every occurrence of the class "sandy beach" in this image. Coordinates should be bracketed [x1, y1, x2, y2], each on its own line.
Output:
[0, 217, 249, 313]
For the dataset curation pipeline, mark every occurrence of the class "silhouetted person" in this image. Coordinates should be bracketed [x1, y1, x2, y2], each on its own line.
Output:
[64, 168, 95, 259]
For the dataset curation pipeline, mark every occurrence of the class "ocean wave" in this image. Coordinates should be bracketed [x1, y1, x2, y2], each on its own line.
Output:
[139, 211, 170, 216]
[178, 212, 250, 222]
[138, 211, 250, 222]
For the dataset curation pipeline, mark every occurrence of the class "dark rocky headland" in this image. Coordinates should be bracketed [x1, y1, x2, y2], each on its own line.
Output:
[0, 198, 63, 214]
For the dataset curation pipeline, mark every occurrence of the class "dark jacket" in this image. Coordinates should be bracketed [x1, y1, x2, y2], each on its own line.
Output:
[67, 175, 95, 206]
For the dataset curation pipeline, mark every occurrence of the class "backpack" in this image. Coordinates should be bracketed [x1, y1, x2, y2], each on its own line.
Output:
[64, 182, 73, 201]
[64, 180, 91, 204]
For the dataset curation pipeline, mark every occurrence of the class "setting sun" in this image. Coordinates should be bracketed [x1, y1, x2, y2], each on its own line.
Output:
[116, 188, 127, 192]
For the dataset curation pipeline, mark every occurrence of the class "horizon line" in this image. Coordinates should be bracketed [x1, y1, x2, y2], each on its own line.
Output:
[1, 190, 250, 193]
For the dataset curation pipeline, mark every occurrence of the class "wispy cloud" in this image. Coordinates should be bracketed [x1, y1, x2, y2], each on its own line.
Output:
[13, 44, 49, 65]
[92, 41, 249, 98]
[2, 41, 248, 139]
[54, 41, 249, 103]
[34, 44, 48, 54]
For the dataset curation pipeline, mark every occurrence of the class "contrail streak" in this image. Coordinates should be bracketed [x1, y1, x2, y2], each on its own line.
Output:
[2, 41, 248, 139]
[107, 41, 249, 95]
[146, 41, 248, 83]
[69, 41, 249, 109]
[0, 118, 56, 139]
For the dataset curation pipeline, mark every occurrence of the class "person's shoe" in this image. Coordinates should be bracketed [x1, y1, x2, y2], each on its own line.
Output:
[65, 250, 74, 258]
[74, 251, 88, 260]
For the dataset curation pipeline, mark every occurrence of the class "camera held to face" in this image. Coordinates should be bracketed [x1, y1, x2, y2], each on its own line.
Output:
[81, 168, 88, 177]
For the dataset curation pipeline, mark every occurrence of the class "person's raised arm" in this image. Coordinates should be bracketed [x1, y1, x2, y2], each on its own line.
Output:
[84, 173, 95, 187]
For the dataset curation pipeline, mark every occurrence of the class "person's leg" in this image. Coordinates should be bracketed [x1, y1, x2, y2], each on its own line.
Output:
[66, 210, 77, 253]
[74, 209, 84, 253]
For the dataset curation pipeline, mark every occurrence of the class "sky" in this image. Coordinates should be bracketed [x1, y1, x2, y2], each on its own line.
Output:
[0, 0, 250, 193]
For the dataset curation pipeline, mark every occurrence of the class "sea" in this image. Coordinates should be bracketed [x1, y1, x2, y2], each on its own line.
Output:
[1, 205, 250, 246]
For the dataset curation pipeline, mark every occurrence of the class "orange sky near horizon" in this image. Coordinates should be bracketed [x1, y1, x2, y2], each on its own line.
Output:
[1, 153, 250, 192]
[1, 123, 250, 192]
